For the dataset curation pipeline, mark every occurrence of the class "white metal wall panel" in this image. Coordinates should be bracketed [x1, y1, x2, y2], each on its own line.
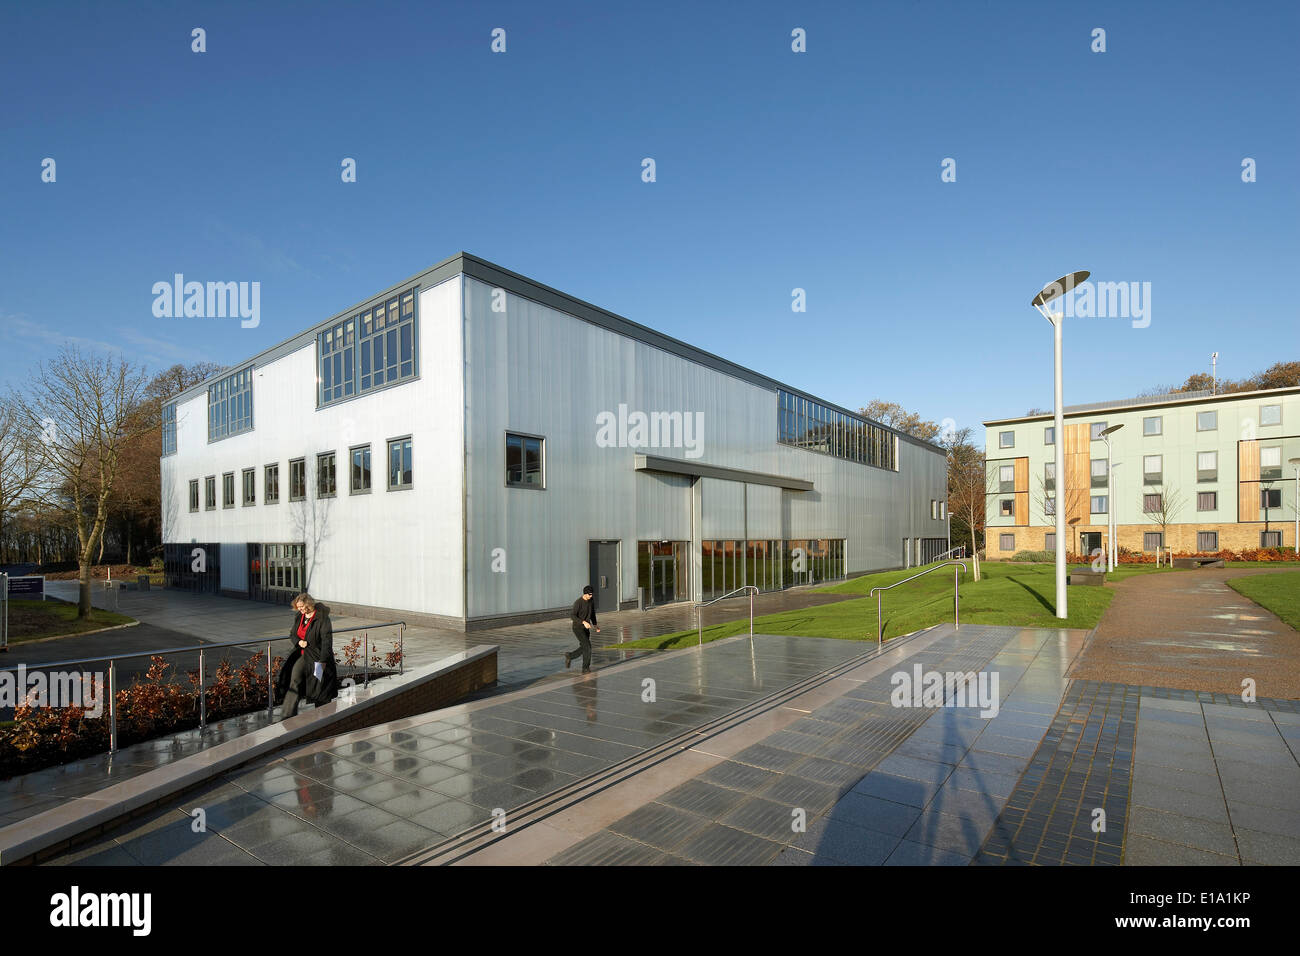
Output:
[635, 471, 692, 540]
[700, 477, 745, 538]
[163, 276, 465, 617]
[745, 482, 782, 538]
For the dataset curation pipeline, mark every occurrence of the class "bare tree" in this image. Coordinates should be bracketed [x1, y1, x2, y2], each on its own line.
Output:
[1142, 484, 1185, 555]
[945, 429, 987, 580]
[21, 346, 151, 618]
[290, 458, 334, 591]
[0, 396, 44, 564]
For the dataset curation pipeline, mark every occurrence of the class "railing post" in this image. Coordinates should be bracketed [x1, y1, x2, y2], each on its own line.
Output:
[954, 565, 960, 630]
[364, 631, 369, 687]
[749, 588, 754, 641]
[108, 659, 117, 756]
[877, 592, 883, 652]
[266, 641, 273, 719]
[198, 648, 206, 731]
[399, 624, 404, 676]
[697, 605, 702, 648]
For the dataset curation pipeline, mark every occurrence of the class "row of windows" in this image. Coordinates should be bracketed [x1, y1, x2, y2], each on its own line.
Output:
[187, 438, 413, 511]
[208, 367, 254, 443]
[777, 390, 898, 470]
[318, 289, 418, 406]
[1011, 446, 1287, 493]
[1001, 403, 1286, 449]
[997, 530, 1281, 552]
[1002, 487, 1280, 521]
[161, 403, 177, 456]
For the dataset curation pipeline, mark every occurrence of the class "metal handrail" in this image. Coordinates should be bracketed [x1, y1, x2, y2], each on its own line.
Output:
[933, 546, 964, 562]
[692, 586, 759, 647]
[869, 562, 966, 652]
[2, 620, 406, 755]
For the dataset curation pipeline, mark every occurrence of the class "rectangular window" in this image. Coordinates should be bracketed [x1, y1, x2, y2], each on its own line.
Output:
[1260, 446, 1282, 479]
[1197, 451, 1217, 482]
[1044, 426, 1055, 445]
[1196, 410, 1217, 431]
[999, 534, 1015, 551]
[930, 500, 938, 519]
[1091, 458, 1108, 487]
[265, 464, 280, 504]
[1260, 404, 1281, 427]
[207, 366, 254, 442]
[999, 431, 1015, 449]
[1144, 532, 1164, 551]
[350, 445, 371, 493]
[317, 452, 336, 497]
[939, 501, 946, 520]
[1045, 496, 1056, 516]
[205, 476, 216, 510]
[289, 458, 306, 501]
[1044, 462, 1056, 491]
[242, 468, 255, 506]
[1090, 421, 1108, 440]
[1197, 491, 1217, 511]
[321, 288, 419, 407]
[222, 472, 235, 508]
[1261, 488, 1282, 509]
[1262, 530, 1282, 548]
[999, 464, 1014, 493]
[1143, 493, 1162, 513]
[1143, 454, 1162, 483]
[161, 403, 177, 456]
[999, 499, 1014, 517]
[388, 437, 413, 490]
[506, 433, 543, 488]
[1197, 531, 1218, 552]
[1091, 495, 1108, 514]
[1045, 532, 1056, 551]
[188, 479, 199, 513]
[1143, 416, 1162, 436]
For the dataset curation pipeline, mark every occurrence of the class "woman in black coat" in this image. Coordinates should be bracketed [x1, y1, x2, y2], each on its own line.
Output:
[276, 593, 339, 718]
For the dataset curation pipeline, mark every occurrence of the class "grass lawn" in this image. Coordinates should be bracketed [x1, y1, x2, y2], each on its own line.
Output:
[614, 561, 1121, 651]
[1226, 571, 1300, 632]
[4, 599, 136, 644]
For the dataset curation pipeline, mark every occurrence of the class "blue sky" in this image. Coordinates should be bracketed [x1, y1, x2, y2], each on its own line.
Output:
[2, 0, 1295, 445]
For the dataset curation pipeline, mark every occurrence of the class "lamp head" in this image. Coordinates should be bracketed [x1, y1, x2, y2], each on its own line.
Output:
[1100, 423, 1124, 437]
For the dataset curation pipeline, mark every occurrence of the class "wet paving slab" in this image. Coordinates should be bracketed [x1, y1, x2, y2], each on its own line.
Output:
[44, 635, 869, 865]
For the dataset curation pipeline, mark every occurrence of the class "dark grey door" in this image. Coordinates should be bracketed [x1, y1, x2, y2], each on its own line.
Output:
[588, 541, 619, 613]
[652, 555, 674, 604]
[1080, 532, 1102, 555]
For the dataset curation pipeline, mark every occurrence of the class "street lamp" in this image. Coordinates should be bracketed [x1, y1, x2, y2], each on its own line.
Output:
[1100, 423, 1124, 571]
[1290, 458, 1300, 556]
[1033, 271, 1089, 619]
[1262, 478, 1274, 547]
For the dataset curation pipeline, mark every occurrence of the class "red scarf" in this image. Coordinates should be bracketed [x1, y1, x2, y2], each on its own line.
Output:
[297, 612, 313, 643]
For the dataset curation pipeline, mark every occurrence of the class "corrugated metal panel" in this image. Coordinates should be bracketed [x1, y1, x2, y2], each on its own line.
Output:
[746, 483, 782, 538]
[700, 477, 745, 538]
[636, 471, 692, 540]
[219, 543, 248, 591]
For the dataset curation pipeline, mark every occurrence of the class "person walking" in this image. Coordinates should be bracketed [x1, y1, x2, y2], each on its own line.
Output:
[276, 592, 339, 719]
[565, 585, 600, 673]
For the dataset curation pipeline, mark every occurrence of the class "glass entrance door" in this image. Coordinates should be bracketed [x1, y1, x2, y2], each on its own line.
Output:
[652, 555, 674, 604]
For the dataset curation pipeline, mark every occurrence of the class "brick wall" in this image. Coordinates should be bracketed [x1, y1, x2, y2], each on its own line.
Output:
[987, 522, 1294, 557]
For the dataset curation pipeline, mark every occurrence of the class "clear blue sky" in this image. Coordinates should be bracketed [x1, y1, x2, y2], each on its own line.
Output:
[3, 0, 1295, 447]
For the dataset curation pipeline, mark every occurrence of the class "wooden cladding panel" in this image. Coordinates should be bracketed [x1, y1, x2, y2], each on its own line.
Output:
[1238, 440, 1259, 522]
[1014, 492, 1029, 526]
[1064, 423, 1090, 525]
[1013, 457, 1029, 493]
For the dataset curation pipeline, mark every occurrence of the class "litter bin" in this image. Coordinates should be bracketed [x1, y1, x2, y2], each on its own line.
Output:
[138, 575, 150, 591]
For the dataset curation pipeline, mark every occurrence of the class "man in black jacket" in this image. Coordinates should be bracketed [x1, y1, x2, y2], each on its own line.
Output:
[565, 585, 599, 673]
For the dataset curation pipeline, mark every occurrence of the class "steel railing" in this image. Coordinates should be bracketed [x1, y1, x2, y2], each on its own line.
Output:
[869, 562, 966, 652]
[692, 586, 759, 647]
[0, 621, 405, 755]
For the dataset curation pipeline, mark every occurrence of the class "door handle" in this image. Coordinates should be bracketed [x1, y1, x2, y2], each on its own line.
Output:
[600, 575, 607, 588]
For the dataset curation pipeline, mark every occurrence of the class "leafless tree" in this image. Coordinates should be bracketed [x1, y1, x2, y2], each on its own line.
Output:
[0, 396, 44, 564]
[1142, 484, 1185, 553]
[20, 346, 151, 618]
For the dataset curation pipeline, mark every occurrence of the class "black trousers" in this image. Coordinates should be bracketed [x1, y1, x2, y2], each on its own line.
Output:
[283, 655, 308, 718]
[568, 623, 592, 669]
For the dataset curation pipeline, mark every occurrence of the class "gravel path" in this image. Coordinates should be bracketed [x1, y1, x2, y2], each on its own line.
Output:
[1068, 568, 1300, 698]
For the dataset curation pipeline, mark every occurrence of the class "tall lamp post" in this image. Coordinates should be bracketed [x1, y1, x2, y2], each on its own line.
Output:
[1099, 424, 1124, 571]
[1033, 271, 1089, 619]
[1290, 458, 1300, 555]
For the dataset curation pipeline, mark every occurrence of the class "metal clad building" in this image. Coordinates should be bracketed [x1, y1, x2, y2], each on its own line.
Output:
[161, 253, 949, 629]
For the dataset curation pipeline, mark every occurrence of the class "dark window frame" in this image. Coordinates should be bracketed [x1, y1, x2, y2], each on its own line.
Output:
[289, 458, 306, 502]
[350, 444, 372, 495]
[387, 436, 413, 491]
[242, 467, 256, 506]
[264, 463, 280, 504]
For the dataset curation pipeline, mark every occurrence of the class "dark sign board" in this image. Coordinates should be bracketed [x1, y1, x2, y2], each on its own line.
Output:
[7, 576, 44, 597]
